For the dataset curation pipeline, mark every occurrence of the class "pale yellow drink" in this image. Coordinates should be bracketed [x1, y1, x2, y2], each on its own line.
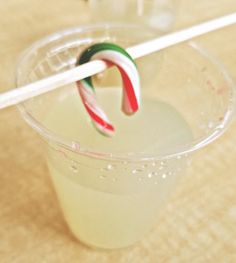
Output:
[45, 87, 192, 249]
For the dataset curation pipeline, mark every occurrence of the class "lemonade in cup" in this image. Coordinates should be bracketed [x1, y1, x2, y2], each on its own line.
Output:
[16, 25, 236, 249]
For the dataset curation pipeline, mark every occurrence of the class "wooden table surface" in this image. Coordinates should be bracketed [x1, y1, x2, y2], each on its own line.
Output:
[0, 1, 236, 262]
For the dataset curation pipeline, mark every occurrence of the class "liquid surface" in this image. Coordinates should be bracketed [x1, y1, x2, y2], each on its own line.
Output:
[45, 87, 192, 249]
[45, 87, 192, 156]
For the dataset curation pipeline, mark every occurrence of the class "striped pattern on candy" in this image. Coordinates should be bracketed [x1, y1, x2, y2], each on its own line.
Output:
[76, 42, 140, 136]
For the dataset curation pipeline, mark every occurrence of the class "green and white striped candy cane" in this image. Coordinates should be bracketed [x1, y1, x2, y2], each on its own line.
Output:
[76, 42, 140, 136]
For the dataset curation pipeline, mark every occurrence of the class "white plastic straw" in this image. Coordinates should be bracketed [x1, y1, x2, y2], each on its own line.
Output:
[1, 12, 236, 109]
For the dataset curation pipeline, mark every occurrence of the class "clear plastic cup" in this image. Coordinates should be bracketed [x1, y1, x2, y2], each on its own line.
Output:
[16, 24, 236, 249]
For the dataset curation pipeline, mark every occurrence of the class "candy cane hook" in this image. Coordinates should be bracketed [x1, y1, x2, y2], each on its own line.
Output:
[76, 42, 140, 136]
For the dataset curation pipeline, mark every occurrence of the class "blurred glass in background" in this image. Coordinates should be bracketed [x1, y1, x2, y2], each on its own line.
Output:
[88, 0, 176, 32]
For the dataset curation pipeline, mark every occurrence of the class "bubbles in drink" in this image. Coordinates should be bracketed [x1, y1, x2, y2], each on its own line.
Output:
[162, 173, 167, 179]
[132, 168, 144, 174]
[99, 174, 108, 179]
[105, 164, 115, 171]
[70, 161, 78, 173]
[148, 171, 158, 178]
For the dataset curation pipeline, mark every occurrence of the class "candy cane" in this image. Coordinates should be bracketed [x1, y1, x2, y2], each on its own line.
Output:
[76, 42, 140, 136]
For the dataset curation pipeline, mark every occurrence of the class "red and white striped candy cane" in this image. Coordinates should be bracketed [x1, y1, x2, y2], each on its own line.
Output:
[76, 42, 140, 136]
